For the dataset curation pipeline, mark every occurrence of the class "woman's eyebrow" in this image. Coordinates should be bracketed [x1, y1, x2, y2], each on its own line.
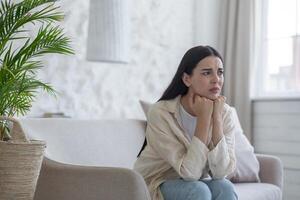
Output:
[200, 68, 212, 71]
[200, 67, 223, 71]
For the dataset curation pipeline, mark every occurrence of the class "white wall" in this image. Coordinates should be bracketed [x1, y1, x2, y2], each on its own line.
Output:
[194, 0, 220, 47]
[27, 0, 195, 119]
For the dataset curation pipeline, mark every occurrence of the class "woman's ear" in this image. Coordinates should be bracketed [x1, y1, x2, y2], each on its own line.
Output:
[182, 73, 191, 87]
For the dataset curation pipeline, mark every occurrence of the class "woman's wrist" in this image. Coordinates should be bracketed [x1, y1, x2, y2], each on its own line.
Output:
[194, 118, 210, 144]
[213, 113, 222, 122]
[212, 115, 223, 145]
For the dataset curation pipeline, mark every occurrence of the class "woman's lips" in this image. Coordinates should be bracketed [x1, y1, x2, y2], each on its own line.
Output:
[209, 87, 220, 93]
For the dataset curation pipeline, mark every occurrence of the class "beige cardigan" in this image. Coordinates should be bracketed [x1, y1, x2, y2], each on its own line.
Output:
[134, 96, 236, 200]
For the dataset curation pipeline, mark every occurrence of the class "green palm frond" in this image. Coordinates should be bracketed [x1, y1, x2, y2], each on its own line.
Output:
[0, 0, 74, 131]
[6, 24, 74, 70]
[0, 67, 56, 116]
[0, 0, 64, 53]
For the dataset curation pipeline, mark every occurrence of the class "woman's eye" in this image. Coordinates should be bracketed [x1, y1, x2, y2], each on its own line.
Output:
[218, 70, 224, 75]
[202, 72, 210, 76]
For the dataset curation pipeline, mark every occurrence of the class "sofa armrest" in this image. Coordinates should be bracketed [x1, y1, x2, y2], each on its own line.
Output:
[256, 154, 283, 189]
[34, 157, 151, 200]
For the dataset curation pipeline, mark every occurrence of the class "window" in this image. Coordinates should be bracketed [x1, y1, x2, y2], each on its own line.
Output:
[254, 0, 300, 98]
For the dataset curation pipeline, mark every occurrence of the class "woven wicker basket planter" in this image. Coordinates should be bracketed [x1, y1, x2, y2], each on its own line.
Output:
[0, 117, 46, 200]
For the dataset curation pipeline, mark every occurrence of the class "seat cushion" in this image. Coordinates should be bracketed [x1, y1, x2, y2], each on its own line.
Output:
[234, 183, 282, 200]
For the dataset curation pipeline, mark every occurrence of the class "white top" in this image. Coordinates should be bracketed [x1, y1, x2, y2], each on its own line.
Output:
[179, 103, 197, 141]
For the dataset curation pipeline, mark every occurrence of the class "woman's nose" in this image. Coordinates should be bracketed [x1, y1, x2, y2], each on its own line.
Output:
[211, 73, 220, 83]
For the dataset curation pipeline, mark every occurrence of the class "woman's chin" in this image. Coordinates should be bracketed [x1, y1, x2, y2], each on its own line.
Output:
[207, 94, 219, 100]
[194, 92, 220, 100]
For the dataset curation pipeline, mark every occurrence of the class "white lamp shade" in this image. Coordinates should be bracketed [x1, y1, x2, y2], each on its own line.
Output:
[87, 0, 130, 63]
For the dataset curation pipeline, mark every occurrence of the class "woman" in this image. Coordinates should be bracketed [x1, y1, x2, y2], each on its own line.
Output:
[134, 46, 238, 200]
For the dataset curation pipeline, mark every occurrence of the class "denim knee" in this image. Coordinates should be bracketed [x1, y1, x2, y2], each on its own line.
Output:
[187, 181, 212, 200]
[208, 179, 237, 200]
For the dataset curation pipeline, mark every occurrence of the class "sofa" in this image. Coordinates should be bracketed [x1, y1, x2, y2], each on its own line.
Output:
[19, 118, 283, 200]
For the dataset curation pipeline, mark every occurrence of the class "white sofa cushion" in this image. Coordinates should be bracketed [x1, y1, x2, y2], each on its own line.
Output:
[19, 118, 146, 169]
[234, 183, 281, 200]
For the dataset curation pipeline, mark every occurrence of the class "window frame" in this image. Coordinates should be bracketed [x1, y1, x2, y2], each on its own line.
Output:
[252, 0, 300, 99]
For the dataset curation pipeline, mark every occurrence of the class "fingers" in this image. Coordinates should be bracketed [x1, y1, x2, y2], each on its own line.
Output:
[219, 95, 226, 102]
[194, 95, 214, 106]
[212, 96, 226, 118]
[214, 95, 226, 103]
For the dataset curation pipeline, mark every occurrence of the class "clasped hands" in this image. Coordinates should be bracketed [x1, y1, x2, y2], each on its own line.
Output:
[187, 94, 226, 147]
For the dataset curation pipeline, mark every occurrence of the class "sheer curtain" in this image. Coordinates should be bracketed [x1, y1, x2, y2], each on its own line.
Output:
[217, 0, 256, 142]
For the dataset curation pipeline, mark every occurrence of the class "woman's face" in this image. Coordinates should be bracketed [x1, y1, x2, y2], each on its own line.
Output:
[182, 56, 224, 100]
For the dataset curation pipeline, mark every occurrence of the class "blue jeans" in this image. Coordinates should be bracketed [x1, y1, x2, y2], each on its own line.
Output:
[160, 178, 238, 200]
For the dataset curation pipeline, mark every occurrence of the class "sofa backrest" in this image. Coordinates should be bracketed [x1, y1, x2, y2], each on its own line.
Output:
[19, 118, 146, 169]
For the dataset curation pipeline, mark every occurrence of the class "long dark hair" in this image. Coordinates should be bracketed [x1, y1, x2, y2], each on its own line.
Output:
[159, 45, 223, 101]
[137, 45, 223, 157]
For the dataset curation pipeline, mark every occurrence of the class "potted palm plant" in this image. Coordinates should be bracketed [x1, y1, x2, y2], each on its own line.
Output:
[0, 0, 74, 199]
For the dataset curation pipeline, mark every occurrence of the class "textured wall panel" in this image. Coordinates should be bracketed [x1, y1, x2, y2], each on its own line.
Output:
[26, 0, 194, 119]
[253, 99, 300, 200]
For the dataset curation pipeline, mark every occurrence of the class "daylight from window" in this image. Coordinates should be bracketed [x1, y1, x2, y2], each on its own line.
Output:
[263, 0, 300, 96]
